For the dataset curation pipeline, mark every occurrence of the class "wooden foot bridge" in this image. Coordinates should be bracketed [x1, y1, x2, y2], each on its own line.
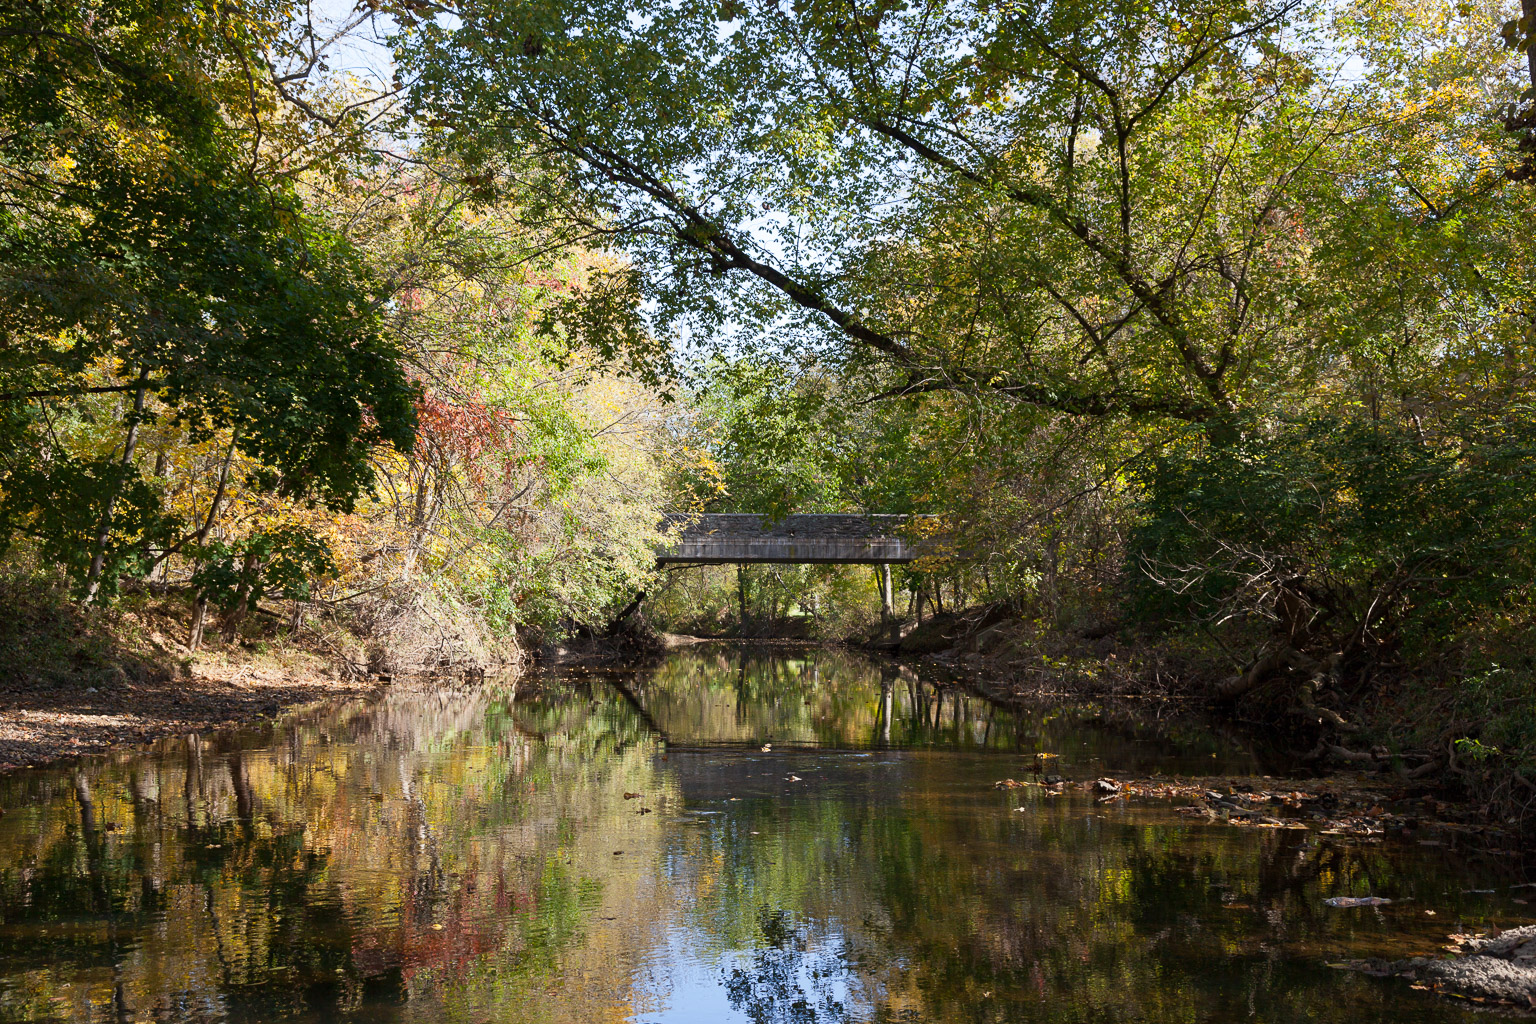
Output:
[653, 514, 931, 630]
[657, 514, 925, 565]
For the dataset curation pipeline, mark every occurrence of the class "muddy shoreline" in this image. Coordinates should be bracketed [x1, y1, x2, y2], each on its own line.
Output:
[0, 657, 384, 772]
[0, 583, 520, 775]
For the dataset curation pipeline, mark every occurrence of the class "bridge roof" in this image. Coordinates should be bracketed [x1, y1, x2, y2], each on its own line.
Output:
[657, 513, 923, 565]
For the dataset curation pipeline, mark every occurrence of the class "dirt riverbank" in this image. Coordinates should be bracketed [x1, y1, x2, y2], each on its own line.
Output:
[0, 653, 382, 771]
[0, 581, 504, 773]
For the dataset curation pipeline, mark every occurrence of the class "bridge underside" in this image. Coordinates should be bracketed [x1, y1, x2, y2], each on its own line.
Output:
[657, 514, 919, 565]
[657, 540, 914, 565]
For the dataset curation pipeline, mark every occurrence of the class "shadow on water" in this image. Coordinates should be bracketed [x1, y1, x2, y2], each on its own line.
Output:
[0, 645, 1530, 1022]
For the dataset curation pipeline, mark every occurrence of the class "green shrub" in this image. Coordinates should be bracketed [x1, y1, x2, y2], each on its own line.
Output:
[1129, 413, 1536, 665]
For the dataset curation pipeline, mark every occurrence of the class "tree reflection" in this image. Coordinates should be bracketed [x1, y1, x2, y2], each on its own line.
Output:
[723, 910, 848, 1024]
[0, 654, 1520, 1024]
[619, 646, 1261, 772]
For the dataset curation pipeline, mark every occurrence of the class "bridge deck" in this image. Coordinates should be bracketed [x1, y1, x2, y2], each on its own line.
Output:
[658, 514, 919, 565]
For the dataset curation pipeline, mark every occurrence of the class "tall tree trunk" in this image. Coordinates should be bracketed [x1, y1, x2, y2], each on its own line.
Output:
[187, 431, 238, 651]
[403, 460, 437, 580]
[1528, 0, 1536, 88]
[188, 597, 209, 652]
[221, 551, 262, 641]
[1509, 0, 1536, 181]
[82, 368, 150, 605]
[196, 432, 238, 546]
[1042, 517, 1061, 622]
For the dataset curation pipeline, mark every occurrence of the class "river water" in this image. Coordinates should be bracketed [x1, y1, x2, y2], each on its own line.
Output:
[0, 646, 1530, 1022]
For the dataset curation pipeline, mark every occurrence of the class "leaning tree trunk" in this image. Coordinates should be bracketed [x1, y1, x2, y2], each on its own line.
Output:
[186, 432, 238, 651]
[195, 432, 237, 546]
[82, 368, 150, 605]
[607, 590, 646, 635]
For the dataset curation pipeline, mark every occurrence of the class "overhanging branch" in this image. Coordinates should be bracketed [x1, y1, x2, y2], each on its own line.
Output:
[0, 381, 166, 402]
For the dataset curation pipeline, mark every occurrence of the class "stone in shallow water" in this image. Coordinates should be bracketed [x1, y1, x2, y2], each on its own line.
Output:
[1419, 944, 1536, 1005]
[1349, 925, 1536, 1007]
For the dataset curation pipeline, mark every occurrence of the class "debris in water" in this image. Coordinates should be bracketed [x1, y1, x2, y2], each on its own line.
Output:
[989, 774, 1509, 846]
[1338, 925, 1536, 1009]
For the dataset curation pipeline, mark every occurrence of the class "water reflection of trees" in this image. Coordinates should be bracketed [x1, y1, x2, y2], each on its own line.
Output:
[0, 659, 1514, 1024]
[722, 911, 849, 1024]
[0, 682, 675, 1022]
[619, 648, 1255, 774]
[663, 776, 1509, 1024]
[625, 646, 1053, 749]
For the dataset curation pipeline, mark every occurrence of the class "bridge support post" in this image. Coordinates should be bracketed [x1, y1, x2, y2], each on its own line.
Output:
[736, 563, 748, 631]
[879, 563, 897, 640]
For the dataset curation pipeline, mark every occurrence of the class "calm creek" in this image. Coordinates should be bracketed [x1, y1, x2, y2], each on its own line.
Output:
[0, 645, 1531, 1022]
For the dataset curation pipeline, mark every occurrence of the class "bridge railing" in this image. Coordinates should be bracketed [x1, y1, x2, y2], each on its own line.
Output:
[656, 513, 939, 565]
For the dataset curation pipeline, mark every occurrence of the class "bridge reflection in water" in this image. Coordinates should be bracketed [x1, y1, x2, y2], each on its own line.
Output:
[592, 646, 1259, 772]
